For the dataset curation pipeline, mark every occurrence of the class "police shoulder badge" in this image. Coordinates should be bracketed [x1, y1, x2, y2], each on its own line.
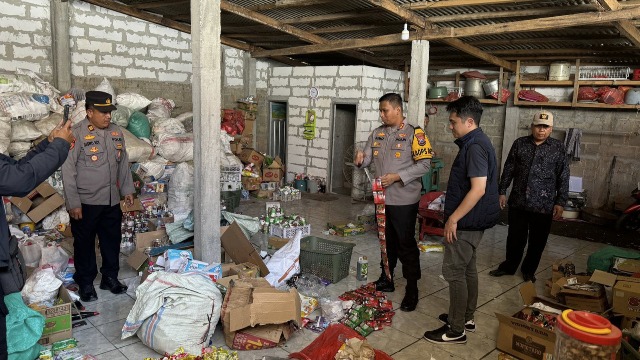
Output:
[415, 132, 427, 146]
[399, 123, 405, 130]
[88, 125, 94, 131]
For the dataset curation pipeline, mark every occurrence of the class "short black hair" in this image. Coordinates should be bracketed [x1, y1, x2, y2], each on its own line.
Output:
[379, 93, 403, 109]
[446, 96, 483, 126]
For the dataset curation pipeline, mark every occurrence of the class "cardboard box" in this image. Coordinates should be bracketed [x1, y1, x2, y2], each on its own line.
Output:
[355, 214, 376, 230]
[242, 177, 261, 191]
[262, 156, 284, 182]
[243, 119, 255, 134]
[238, 148, 264, 166]
[237, 102, 257, 111]
[253, 189, 274, 199]
[589, 270, 640, 317]
[496, 282, 568, 360]
[221, 222, 269, 276]
[38, 285, 73, 345]
[268, 236, 289, 250]
[613, 258, 640, 276]
[549, 274, 608, 312]
[230, 262, 260, 278]
[120, 198, 144, 213]
[10, 183, 65, 224]
[327, 221, 366, 237]
[127, 229, 169, 270]
[222, 278, 300, 350]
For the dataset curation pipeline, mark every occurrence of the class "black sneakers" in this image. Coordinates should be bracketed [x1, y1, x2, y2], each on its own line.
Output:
[438, 313, 476, 332]
[522, 273, 537, 283]
[424, 324, 467, 344]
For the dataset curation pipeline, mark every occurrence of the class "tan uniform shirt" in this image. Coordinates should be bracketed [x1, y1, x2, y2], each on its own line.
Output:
[62, 119, 135, 209]
[360, 119, 433, 205]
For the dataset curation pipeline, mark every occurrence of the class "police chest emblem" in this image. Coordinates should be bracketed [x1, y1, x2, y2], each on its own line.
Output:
[373, 141, 381, 147]
[395, 152, 401, 158]
[90, 155, 98, 161]
[415, 132, 427, 146]
[373, 150, 379, 156]
[89, 146, 99, 153]
[394, 144, 403, 149]
[116, 143, 123, 149]
[111, 131, 119, 136]
[377, 132, 385, 136]
[84, 135, 95, 140]
[398, 133, 406, 138]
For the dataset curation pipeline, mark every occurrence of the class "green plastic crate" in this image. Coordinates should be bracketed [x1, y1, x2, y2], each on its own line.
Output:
[221, 190, 242, 211]
[300, 236, 356, 283]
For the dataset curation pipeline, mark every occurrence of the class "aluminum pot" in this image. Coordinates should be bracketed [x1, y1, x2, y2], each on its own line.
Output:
[548, 62, 571, 81]
[464, 78, 484, 98]
[428, 86, 448, 99]
[482, 79, 499, 97]
[625, 88, 640, 105]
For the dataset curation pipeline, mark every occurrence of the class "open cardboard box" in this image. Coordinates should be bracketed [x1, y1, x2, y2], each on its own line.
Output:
[220, 222, 269, 276]
[549, 274, 608, 313]
[238, 148, 264, 166]
[222, 278, 301, 350]
[38, 285, 73, 345]
[496, 282, 568, 360]
[590, 269, 640, 317]
[126, 229, 169, 271]
[10, 182, 65, 224]
[262, 156, 284, 182]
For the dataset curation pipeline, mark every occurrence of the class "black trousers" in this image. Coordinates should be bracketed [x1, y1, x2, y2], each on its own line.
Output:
[498, 207, 553, 276]
[382, 202, 421, 283]
[0, 305, 6, 360]
[71, 204, 122, 286]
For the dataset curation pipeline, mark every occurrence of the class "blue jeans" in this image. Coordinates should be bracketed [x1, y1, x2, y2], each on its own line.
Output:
[442, 230, 483, 333]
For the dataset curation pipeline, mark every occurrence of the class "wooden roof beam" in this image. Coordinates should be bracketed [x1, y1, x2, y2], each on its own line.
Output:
[407, 0, 536, 10]
[247, 0, 333, 12]
[131, 0, 188, 10]
[365, 0, 515, 70]
[281, 9, 379, 24]
[252, 6, 640, 57]
[310, 24, 382, 34]
[596, 0, 640, 48]
[425, 5, 595, 23]
[219, 0, 397, 69]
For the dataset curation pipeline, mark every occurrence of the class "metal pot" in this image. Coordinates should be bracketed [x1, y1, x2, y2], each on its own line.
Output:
[428, 86, 448, 99]
[625, 88, 640, 105]
[548, 62, 571, 81]
[464, 78, 484, 98]
[482, 79, 499, 97]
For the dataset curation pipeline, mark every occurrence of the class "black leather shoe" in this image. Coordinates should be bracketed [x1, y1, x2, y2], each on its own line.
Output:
[522, 273, 537, 283]
[374, 275, 395, 292]
[400, 291, 419, 312]
[79, 284, 98, 302]
[489, 269, 513, 277]
[99, 276, 128, 294]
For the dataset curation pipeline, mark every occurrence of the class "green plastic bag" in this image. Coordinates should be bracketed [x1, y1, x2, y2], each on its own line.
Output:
[5, 292, 44, 360]
[126, 111, 151, 139]
[587, 246, 640, 273]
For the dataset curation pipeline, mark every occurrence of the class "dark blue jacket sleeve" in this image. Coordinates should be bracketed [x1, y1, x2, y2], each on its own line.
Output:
[0, 138, 70, 197]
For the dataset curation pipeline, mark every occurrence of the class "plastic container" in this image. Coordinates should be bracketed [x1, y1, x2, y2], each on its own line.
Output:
[554, 309, 621, 360]
[299, 236, 356, 283]
[294, 179, 308, 192]
[269, 224, 311, 239]
[221, 189, 242, 211]
[421, 157, 444, 193]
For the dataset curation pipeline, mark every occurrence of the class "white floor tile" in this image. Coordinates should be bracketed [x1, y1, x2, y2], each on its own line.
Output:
[72, 327, 116, 356]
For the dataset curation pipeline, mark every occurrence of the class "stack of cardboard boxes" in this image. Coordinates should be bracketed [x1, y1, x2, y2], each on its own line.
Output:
[229, 100, 256, 155]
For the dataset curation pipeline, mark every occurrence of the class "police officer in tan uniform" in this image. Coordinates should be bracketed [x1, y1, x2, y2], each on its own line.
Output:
[355, 93, 433, 312]
[62, 91, 135, 302]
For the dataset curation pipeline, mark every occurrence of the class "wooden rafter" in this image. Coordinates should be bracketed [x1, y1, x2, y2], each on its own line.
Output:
[596, 0, 640, 48]
[219, 0, 397, 69]
[310, 25, 382, 34]
[252, 6, 640, 57]
[247, 0, 333, 12]
[359, 0, 515, 70]
[281, 9, 379, 24]
[424, 5, 595, 23]
[78, 0, 307, 66]
[131, 0, 188, 10]
[407, 0, 535, 10]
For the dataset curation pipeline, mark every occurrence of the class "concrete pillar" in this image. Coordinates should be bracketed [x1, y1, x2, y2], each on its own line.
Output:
[191, 0, 221, 263]
[406, 40, 429, 128]
[500, 77, 519, 173]
[50, 0, 71, 92]
[243, 52, 256, 97]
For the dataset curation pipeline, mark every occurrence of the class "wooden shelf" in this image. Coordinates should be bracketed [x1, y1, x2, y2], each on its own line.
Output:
[514, 59, 640, 110]
[427, 98, 504, 105]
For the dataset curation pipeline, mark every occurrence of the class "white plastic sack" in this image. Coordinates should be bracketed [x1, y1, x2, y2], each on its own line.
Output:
[0, 72, 38, 94]
[174, 112, 192, 123]
[41, 209, 70, 230]
[0, 93, 50, 121]
[111, 105, 132, 128]
[8, 141, 32, 159]
[152, 117, 185, 136]
[35, 112, 63, 137]
[11, 120, 42, 141]
[265, 230, 301, 288]
[94, 77, 116, 102]
[147, 97, 175, 120]
[69, 100, 86, 125]
[139, 156, 168, 179]
[116, 93, 151, 112]
[18, 236, 44, 267]
[155, 132, 193, 162]
[122, 128, 154, 162]
[39, 243, 69, 278]
[121, 272, 223, 355]
[0, 116, 11, 155]
[21, 267, 62, 306]
[15, 69, 62, 113]
[168, 162, 193, 222]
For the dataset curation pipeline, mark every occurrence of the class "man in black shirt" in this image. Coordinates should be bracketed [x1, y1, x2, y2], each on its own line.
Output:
[489, 110, 569, 282]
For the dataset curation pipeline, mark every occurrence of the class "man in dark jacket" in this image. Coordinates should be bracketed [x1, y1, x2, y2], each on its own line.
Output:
[424, 96, 500, 345]
[0, 118, 73, 360]
[489, 110, 569, 282]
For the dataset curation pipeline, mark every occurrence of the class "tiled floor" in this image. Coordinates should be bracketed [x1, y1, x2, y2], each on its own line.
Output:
[73, 193, 610, 360]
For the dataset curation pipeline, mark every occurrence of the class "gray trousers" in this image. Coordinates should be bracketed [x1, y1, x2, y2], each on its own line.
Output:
[442, 230, 484, 333]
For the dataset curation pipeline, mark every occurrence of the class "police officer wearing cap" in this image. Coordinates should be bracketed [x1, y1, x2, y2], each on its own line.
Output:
[354, 93, 432, 312]
[62, 90, 135, 302]
[489, 110, 569, 282]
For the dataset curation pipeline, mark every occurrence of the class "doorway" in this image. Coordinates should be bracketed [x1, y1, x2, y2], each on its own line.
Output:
[330, 103, 357, 195]
[268, 101, 287, 165]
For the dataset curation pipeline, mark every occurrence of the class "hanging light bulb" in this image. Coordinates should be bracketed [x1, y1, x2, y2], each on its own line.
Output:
[401, 23, 410, 41]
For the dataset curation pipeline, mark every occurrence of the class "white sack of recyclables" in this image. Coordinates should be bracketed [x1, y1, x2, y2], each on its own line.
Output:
[94, 77, 116, 102]
[116, 93, 151, 112]
[265, 230, 301, 288]
[155, 132, 193, 162]
[122, 128, 155, 163]
[0, 93, 50, 121]
[121, 271, 223, 355]
[168, 162, 193, 222]
[11, 120, 42, 141]
[21, 267, 62, 306]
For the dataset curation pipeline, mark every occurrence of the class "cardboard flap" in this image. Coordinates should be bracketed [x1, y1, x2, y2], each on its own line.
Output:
[228, 288, 301, 331]
[614, 258, 640, 275]
[519, 282, 537, 305]
[268, 156, 283, 169]
[220, 222, 269, 276]
[590, 270, 618, 287]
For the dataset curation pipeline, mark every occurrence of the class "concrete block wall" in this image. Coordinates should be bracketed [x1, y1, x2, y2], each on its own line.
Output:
[0, 0, 53, 76]
[267, 65, 404, 180]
